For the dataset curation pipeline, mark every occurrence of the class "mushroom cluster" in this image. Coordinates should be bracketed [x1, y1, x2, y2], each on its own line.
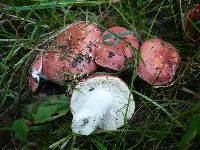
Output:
[29, 21, 181, 135]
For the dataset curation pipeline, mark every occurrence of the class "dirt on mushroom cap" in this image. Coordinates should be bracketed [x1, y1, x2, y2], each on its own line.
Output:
[42, 22, 102, 83]
[137, 38, 180, 86]
[95, 26, 139, 71]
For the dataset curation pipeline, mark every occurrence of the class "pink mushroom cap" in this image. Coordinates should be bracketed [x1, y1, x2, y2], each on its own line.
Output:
[43, 22, 102, 83]
[137, 38, 180, 86]
[29, 22, 102, 92]
[95, 26, 139, 71]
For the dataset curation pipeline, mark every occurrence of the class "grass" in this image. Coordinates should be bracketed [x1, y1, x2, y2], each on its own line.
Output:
[0, 0, 200, 149]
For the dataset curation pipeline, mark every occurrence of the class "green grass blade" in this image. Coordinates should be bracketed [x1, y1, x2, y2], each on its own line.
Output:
[132, 90, 182, 126]
[4, 1, 113, 11]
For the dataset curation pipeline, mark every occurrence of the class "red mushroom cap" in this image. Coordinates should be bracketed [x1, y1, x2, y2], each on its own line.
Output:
[187, 4, 200, 20]
[29, 22, 102, 92]
[137, 38, 180, 86]
[95, 26, 139, 71]
[42, 22, 102, 84]
[184, 4, 200, 44]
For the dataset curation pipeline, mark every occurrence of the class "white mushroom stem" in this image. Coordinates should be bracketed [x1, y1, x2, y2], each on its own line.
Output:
[71, 89, 114, 135]
[31, 53, 43, 83]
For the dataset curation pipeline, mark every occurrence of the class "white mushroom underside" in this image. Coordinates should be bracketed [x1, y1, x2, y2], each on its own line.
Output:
[70, 76, 135, 135]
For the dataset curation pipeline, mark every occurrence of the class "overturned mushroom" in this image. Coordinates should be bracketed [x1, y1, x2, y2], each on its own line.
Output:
[95, 27, 139, 71]
[29, 22, 102, 92]
[137, 38, 180, 86]
[184, 4, 200, 44]
[70, 75, 135, 135]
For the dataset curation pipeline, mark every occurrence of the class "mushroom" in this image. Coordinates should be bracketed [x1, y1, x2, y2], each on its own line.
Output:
[95, 26, 139, 71]
[184, 4, 200, 44]
[137, 38, 180, 86]
[29, 22, 102, 92]
[70, 75, 135, 135]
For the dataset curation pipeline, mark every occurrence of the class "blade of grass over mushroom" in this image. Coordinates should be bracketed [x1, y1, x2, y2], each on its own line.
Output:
[102, 33, 121, 46]
[132, 90, 182, 126]
[102, 30, 135, 46]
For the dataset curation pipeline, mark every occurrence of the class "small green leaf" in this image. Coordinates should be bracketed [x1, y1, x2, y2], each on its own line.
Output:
[23, 95, 69, 124]
[12, 119, 29, 142]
